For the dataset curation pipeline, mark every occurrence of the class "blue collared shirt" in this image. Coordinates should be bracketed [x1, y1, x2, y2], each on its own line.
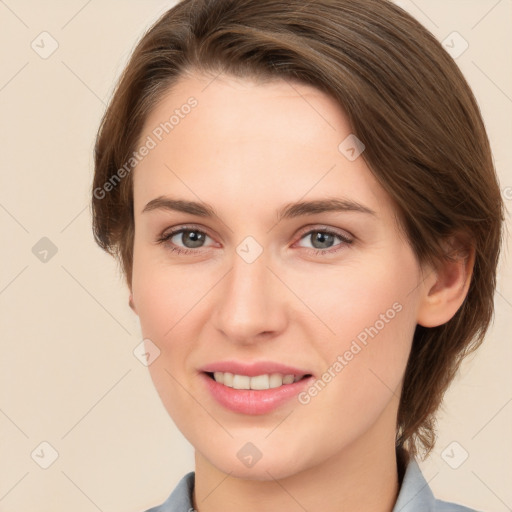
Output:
[144, 458, 480, 512]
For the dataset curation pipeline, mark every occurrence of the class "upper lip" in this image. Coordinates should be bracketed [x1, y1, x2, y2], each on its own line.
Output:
[200, 360, 313, 377]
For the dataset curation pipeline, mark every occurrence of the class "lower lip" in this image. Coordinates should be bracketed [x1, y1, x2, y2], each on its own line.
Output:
[201, 372, 314, 415]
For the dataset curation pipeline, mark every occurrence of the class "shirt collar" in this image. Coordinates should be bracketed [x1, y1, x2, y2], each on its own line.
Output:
[152, 452, 437, 512]
[392, 457, 437, 512]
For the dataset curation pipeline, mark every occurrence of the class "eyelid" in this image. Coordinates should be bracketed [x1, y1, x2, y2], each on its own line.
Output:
[157, 223, 354, 255]
[156, 224, 217, 252]
[294, 224, 354, 243]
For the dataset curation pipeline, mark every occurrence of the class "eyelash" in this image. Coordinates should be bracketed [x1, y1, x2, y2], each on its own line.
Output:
[156, 225, 353, 256]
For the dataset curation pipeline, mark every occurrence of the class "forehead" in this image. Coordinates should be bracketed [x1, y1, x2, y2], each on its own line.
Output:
[132, 71, 391, 218]
[141, 70, 352, 147]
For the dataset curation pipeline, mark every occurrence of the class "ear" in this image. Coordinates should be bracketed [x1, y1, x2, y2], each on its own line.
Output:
[417, 236, 475, 328]
[129, 293, 138, 314]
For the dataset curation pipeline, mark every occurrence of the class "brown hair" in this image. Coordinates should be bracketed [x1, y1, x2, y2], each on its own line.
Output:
[92, 0, 504, 460]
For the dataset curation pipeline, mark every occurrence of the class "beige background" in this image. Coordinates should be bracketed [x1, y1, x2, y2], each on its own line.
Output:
[0, 1, 511, 511]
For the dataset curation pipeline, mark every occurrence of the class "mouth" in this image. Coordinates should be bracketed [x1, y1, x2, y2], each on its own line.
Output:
[200, 370, 315, 415]
[204, 371, 312, 390]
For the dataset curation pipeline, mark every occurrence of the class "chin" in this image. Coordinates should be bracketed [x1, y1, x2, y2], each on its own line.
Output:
[203, 446, 310, 481]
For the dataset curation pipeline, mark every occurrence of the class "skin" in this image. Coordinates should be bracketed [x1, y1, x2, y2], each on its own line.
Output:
[129, 71, 473, 512]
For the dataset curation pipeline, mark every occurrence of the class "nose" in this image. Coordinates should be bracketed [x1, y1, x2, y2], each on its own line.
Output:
[211, 251, 288, 345]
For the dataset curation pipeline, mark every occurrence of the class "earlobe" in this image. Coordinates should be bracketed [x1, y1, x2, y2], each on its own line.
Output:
[129, 293, 137, 314]
[417, 239, 475, 328]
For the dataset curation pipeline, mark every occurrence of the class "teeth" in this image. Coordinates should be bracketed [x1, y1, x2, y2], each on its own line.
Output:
[223, 372, 233, 387]
[232, 374, 251, 389]
[211, 372, 303, 390]
[250, 374, 269, 390]
[282, 374, 295, 385]
[269, 373, 283, 388]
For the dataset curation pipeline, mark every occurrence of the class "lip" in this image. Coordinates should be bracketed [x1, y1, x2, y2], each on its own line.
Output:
[199, 360, 314, 415]
[199, 360, 312, 377]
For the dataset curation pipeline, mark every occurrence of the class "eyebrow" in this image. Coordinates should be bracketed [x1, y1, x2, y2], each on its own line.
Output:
[141, 196, 376, 220]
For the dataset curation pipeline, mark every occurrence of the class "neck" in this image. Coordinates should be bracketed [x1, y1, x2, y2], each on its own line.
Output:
[193, 409, 401, 512]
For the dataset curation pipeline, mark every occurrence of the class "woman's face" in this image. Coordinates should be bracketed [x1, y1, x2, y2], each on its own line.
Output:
[131, 71, 428, 479]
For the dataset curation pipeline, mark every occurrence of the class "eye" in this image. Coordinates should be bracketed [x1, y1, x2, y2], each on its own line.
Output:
[156, 226, 214, 255]
[295, 227, 353, 255]
[156, 225, 353, 256]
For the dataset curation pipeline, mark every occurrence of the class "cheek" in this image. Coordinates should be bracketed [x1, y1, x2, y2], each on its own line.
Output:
[131, 241, 213, 339]
[290, 248, 419, 398]
[298, 252, 419, 425]
[288, 248, 418, 347]
[131, 254, 204, 436]
[131, 246, 218, 404]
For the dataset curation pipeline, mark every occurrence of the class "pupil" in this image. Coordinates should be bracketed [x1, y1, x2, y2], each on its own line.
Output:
[184, 230, 205, 248]
[312, 232, 333, 249]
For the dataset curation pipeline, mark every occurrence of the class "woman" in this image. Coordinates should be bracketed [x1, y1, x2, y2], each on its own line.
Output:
[91, 0, 504, 510]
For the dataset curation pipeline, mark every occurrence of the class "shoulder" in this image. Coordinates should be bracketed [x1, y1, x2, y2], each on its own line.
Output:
[141, 463, 485, 512]
[434, 499, 482, 512]
[141, 472, 195, 512]
[393, 454, 482, 512]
